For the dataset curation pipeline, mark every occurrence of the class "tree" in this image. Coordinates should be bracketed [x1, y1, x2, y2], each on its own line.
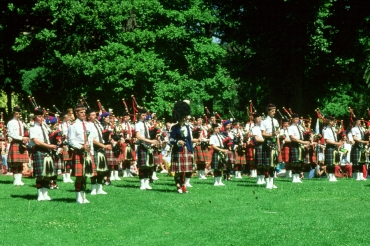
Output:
[8, 0, 237, 117]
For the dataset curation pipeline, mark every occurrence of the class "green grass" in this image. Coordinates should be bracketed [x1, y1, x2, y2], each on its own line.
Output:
[0, 174, 369, 246]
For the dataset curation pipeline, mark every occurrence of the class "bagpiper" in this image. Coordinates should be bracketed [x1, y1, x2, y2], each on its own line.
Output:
[68, 104, 97, 204]
[260, 104, 279, 189]
[7, 106, 30, 186]
[29, 108, 57, 201]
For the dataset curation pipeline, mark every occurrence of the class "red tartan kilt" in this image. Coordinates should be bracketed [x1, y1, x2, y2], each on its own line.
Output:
[62, 146, 73, 161]
[245, 144, 254, 161]
[105, 148, 118, 166]
[281, 145, 290, 163]
[235, 149, 247, 164]
[8, 142, 29, 163]
[158, 153, 163, 165]
[194, 145, 208, 163]
[206, 147, 213, 163]
[54, 154, 64, 170]
[119, 143, 137, 161]
[72, 152, 97, 177]
[153, 151, 161, 165]
[171, 147, 193, 172]
[118, 142, 125, 161]
[227, 150, 235, 164]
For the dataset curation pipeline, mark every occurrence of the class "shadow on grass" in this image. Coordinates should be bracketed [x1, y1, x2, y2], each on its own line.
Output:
[236, 183, 268, 187]
[50, 198, 76, 203]
[11, 194, 35, 200]
[0, 180, 14, 184]
[114, 183, 140, 189]
[11, 194, 76, 203]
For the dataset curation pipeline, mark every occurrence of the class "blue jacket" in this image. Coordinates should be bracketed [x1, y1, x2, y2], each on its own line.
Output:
[169, 124, 193, 153]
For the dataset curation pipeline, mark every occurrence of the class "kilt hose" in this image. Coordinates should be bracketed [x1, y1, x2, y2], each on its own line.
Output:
[262, 140, 278, 167]
[235, 147, 247, 165]
[94, 149, 108, 172]
[280, 143, 290, 163]
[72, 151, 97, 177]
[351, 145, 367, 165]
[325, 145, 340, 166]
[194, 145, 209, 163]
[8, 141, 29, 163]
[33, 151, 55, 177]
[62, 145, 73, 161]
[171, 147, 193, 173]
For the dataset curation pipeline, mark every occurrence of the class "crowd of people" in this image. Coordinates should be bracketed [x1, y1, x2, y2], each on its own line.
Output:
[0, 99, 368, 204]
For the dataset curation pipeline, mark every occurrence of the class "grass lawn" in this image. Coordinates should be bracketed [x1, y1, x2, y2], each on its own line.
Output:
[0, 174, 369, 246]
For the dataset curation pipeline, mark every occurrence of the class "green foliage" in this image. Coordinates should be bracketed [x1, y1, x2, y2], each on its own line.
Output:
[5, 0, 237, 116]
[1, 0, 370, 119]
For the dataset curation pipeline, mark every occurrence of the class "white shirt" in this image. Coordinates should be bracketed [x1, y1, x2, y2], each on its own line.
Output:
[87, 121, 103, 143]
[135, 121, 150, 139]
[68, 118, 94, 155]
[260, 116, 279, 134]
[29, 122, 50, 147]
[209, 133, 224, 148]
[121, 121, 134, 138]
[279, 128, 291, 141]
[6, 118, 24, 141]
[351, 126, 364, 141]
[252, 125, 263, 139]
[288, 124, 303, 141]
[322, 126, 337, 142]
[60, 121, 70, 137]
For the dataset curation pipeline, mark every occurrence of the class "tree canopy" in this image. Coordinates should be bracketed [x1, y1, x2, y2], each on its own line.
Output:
[1, 0, 370, 122]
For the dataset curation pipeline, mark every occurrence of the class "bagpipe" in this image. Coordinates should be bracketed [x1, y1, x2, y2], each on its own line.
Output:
[220, 131, 233, 150]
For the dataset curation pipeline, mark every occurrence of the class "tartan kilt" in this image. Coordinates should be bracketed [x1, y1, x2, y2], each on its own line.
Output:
[118, 142, 125, 161]
[62, 146, 73, 161]
[193, 145, 208, 163]
[304, 147, 314, 164]
[281, 144, 290, 163]
[72, 151, 97, 177]
[170, 147, 193, 172]
[325, 145, 338, 166]
[235, 147, 247, 165]
[119, 142, 137, 162]
[105, 148, 118, 166]
[351, 145, 367, 165]
[290, 143, 305, 163]
[33, 151, 55, 177]
[262, 140, 279, 167]
[211, 151, 228, 170]
[254, 144, 263, 166]
[245, 144, 254, 161]
[227, 150, 236, 164]
[206, 147, 213, 163]
[8, 141, 29, 163]
[53, 154, 63, 171]
[153, 150, 161, 166]
[137, 143, 154, 168]
[157, 152, 163, 165]
[94, 149, 108, 172]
